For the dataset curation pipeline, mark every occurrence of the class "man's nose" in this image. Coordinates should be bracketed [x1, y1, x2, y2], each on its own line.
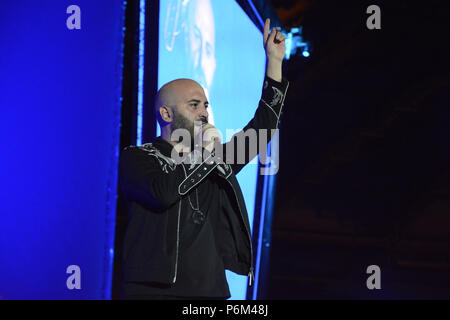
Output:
[199, 106, 209, 121]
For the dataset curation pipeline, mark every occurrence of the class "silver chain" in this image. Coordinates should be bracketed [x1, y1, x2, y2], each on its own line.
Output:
[187, 186, 200, 211]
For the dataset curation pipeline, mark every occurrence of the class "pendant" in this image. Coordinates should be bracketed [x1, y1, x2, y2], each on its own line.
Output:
[192, 209, 205, 225]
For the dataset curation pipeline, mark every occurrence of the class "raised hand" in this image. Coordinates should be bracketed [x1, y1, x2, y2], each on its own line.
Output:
[263, 18, 286, 63]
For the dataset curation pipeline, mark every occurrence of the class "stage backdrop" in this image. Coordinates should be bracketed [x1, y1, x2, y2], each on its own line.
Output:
[0, 0, 124, 299]
[158, 0, 266, 299]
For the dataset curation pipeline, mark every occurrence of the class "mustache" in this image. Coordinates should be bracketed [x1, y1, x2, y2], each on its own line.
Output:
[197, 117, 208, 124]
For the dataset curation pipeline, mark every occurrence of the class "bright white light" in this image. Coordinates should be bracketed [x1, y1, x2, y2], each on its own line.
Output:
[285, 32, 293, 60]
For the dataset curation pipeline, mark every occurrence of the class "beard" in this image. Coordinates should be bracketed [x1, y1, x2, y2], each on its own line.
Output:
[171, 109, 196, 150]
[171, 109, 208, 151]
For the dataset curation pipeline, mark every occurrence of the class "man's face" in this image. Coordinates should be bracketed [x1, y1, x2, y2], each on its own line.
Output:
[187, 0, 216, 89]
[170, 81, 209, 146]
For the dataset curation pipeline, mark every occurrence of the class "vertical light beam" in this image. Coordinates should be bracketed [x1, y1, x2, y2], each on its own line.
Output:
[137, 0, 146, 146]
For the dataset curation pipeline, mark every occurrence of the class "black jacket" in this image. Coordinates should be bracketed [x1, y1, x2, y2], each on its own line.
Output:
[119, 76, 289, 287]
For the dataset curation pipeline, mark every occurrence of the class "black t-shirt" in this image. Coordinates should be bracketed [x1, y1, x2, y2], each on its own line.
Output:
[124, 163, 230, 299]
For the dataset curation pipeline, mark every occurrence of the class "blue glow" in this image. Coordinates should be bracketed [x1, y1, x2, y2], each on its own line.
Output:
[137, 0, 146, 146]
[247, 0, 264, 28]
[285, 26, 311, 60]
[252, 133, 278, 300]
[0, 0, 125, 299]
[158, 0, 266, 299]
[285, 32, 293, 60]
[253, 159, 270, 299]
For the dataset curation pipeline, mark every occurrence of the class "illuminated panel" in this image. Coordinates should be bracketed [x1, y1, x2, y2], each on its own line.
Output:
[158, 0, 266, 299]
[0, 1, 125, 299]
[137, 0, 146, 146]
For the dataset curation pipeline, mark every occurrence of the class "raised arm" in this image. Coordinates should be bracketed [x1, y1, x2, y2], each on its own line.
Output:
[216, 18, 289, 175]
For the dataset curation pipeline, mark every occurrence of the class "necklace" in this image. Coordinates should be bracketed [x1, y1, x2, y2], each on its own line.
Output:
[187, 187, 205, 225]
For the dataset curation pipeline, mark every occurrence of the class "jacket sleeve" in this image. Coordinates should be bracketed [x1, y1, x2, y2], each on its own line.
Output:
[220, 76, 289, 175]
[119, 145, 219, 211]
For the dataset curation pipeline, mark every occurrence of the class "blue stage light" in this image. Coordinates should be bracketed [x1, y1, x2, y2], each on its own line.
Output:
[284, 26, 311, 59]
[137, 0, 146, 146]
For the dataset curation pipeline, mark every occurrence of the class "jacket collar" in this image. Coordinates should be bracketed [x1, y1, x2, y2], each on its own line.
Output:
[148, 136, 175, 158]
[146, 136, 232, 180]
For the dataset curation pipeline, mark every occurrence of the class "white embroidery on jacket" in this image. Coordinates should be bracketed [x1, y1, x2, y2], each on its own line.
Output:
[270, 86, 284, 107]
[138, 143, 177, 173]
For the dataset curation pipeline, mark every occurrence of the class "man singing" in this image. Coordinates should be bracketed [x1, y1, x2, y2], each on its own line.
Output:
[119, 18, 289, 300]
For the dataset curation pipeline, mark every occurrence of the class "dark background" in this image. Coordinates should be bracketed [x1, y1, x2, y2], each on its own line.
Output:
[265, 0, 450, 299]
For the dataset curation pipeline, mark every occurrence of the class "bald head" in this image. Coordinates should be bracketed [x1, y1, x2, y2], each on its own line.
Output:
[155, 79, 202, 109]
[155, 78, 208, 126]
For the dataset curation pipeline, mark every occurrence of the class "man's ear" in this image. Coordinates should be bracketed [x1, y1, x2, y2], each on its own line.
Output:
[159, 105, 173, 123]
